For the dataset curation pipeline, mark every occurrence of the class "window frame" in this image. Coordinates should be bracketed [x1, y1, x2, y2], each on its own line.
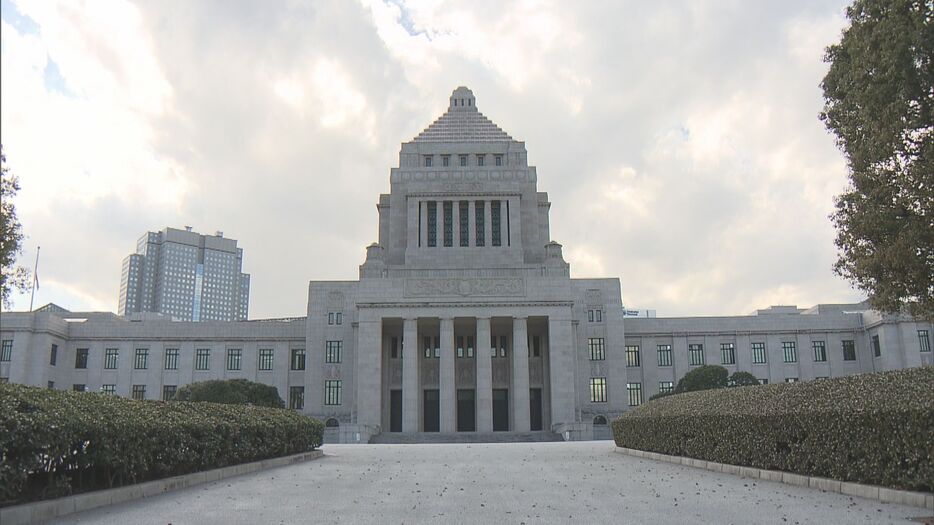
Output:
[688, 343, 705, 365]
[258, 348, 274, 371]
[720, 342, 735, 365]
[164, 348, 179, 370]
[75, 348, 89, 369]
[812, 340, 827, 362]
[625, 345, 640, 367]
[325, 380, 342, 406]
[226, 348, 242, 371]
[104, 348, 119, 370]
[134, 348, 149, 370]
[588, 337, 606, 361]
[918, 330, 930, 352]
[751, 342, 767, 364]
[590, 377, 607, 403]
[291, 348, 306, 371]
[195, 348, 211, 371]
[782, 341, 797, 363]
[842, 340, 857, 361]
[326, 340, 342, 364]
[0, 340, 11, 362]
[657, 344, 672, 367]
[626, 382, 642, 406]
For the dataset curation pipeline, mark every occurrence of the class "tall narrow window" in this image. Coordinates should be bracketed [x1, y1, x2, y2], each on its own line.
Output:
[499, 335, 508, 358]
[290, 386, 305, 409]
[751, 342, 767, 364]
[427, 201, 437, 247]
[423, 155, 432, 167]
[75, 348, 89, 369]
[418, 202, 422, 247]
[459, 201, 469, 246]
[495, 155, 503, 166]
[625, 345, 640, 367]
[842, 340, 856, 361]
[467, 336, 475, 358]
[135, 348, 149, 370]
[872, 335, 881, 357]
[424, 336, 432, 358]
[0, 340, 11, 362]
[720, 343, 735, 365]
[689, 344, 705, 365]
[227, 349, 242, 371]
[530, 336, 539, 357]
[919, 330, 931, 352]
[491, 200, 501, 246]
[50, 344, 58, 366]
[259, 349, 274, 370]
[443, 201, 453, 247]
[782, 341, 797, 363]
[475, 201, 485, 246]
[588, 338, 605, 361]
[162, 385, 177, 401]
[196, 348, 211, 370]
[291, 348, 306, 370]
[326, 341, 342, 363]
[657, 345, 672, 366]
[325, 380, 342, 405]
[506, 200, 511, 246]
[459, 154, 467, 167]
[164, 348, 179, 370]
[442, 155, 450, 167]
[105, 348, 119, 369]
[812, 341, 827, 362]
[590, 378, 607, 403]
[626, 382, 642, 406]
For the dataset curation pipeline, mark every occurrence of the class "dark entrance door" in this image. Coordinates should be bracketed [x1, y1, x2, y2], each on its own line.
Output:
[492, 388, 509, 431]
[457, 389, 476, 432]
[390, 389, 402, 432]
[423, 389, 440, 432]
[529, 388, 543, 431]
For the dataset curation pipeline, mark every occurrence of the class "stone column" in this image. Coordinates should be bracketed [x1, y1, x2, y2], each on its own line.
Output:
[512, 316, 531, 432]
[402, 317, 419, 432]
[440, 317, 456, 432]
[548, 314, 576, 428]
[419, 200, 427, 249]
[475, 316, 493, 432]
[356, 317, 383, 429]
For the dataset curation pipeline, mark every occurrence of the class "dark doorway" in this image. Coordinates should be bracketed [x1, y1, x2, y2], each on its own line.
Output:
[529, 388, 543, 431]
[423, 389, 440, 432]
[457, 389, 476, 431]
[492, 388, 509, 431]
[390, 389, 402, 432]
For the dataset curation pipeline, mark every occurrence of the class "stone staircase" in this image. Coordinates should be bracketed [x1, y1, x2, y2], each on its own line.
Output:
[369, 431, 565, 444]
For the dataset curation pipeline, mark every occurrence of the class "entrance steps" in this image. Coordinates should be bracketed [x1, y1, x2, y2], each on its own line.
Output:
[369, 431, 565, 444]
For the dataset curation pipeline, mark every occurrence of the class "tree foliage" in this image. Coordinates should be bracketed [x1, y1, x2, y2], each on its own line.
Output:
[820, 0, 934, 320]
[174, 378, 285, 408]
[0, 145, 30, 310]
[728, 371, 760, 387]
[673, 365, 728, 393]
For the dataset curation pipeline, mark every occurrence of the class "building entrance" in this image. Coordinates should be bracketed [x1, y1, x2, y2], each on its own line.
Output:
[529, 388, 543, 431]
[423, 389, 440, 432]
[492, 388, 509, 431]
[457, 389, 476, 431]
[390, 389, 402, 432]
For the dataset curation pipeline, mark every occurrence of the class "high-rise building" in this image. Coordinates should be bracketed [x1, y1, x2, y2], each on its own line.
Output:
[117, 227, 250, 321]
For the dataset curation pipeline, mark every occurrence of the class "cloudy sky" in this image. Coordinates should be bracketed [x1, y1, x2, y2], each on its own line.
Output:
[1, 0, 863, 318]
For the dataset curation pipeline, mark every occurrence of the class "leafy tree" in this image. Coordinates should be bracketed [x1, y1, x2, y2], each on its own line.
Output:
[0, 145, 30, 310]
[674, 365, 728, 393]
[174, 379, 285, 408]
[728, 371, 760, 387]
[820, 0, 933, 320]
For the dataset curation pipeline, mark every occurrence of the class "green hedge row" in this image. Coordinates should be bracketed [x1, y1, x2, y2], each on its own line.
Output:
[612, 367, 934, 492]
[0, 383, 324, 506]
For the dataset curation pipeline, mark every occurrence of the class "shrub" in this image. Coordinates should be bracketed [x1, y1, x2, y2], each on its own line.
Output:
[728, 371, 759, 387]
[174, 379, 285, 408]
[612, 367, 934, 491]
[674, 365, 728, 393]
[0, 383, 323, 506]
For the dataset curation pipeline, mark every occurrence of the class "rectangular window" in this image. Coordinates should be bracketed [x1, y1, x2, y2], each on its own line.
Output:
[782, 341, 797, 363]
[812, 341, 827, 362]
[759, 378, 769, 385]
[499, 335, 508, 358]
[227, 348, 242, 371]
[195, 348, 211, 370]
[785, 378, 798, 383]
[164, 348, 179, 370]
[101, 384, 116, 394]
[467, 336, 475, 358]
[73, 384, 86, 392]
[842, 340, 856, 361]
[589, 338, 606, 361]
[657, 344, 672, 367]
[75, 348, 89, 369]
[442, 155, 450, 167]
[495, 155, 503, 166]
[626, 382, 642, 406]
[443, 201, 453, 247]
[625, 345, 640, 367]
[872, 335, 881, 357]
[134, 348, 149, 370]
[131, 385, 146, 400]
[105, 348, 119, 369]
[751, 342, 767, 364]
[919, 330, 931, 352]
[328, 312, 334, 325]
[50, 344, 57, 366]
[258, 349, 274, 370]
[491, 200, 501, 246]
[291, 348, 306, 370]
[0, 340, 11, 362]
[596, 310, 602, 322]
[424, 336, 432, 359]
[590, 377, 607, 403]
[325, 380, 342, 405]
[530, 336, 539, 358]
[424, 155, 432, 167]
[457, 336, 464, 358]
[459, 154, 467, 167]
[289, 386, 305, 409]
[47, 381, 55, 389]
[427, 201, 437, 247]
[162, 385, 177, 401]
[459, 201, 469, 247]
[475, 201, 485, 246]
[720, 343, 735, 365]
[477, 154, 485, 166]
[688, 344, 705, 365]
[588, 309, 603, 323]
[659, 381, 674, 394]
[326, 341, 342, 363]
[390, 337, 399, 359]
[336, 312, 342, 325]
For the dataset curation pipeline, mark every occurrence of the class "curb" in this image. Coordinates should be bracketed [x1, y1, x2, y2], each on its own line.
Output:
[613, 447, 933, 510]
[0, 449, 325, 525]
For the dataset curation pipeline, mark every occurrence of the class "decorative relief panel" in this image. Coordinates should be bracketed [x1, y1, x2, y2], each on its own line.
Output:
[395, 170, 535, 184]
[404, 277, 525, 298]
[585, 289, 604, 304]
[326, 291, 344, 308]
[456, 362, 476, 386]
[325, 365, 341, 379]
[390, 362, 403, 387]
[529, 363, 543, 385]
[492, 361, 510, 385]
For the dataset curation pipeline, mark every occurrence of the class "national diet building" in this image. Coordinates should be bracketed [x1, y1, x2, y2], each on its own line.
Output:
[1, 87, 931, 443]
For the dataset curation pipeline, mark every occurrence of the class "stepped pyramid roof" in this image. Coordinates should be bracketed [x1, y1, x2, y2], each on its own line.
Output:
[412, 86, 513, 143]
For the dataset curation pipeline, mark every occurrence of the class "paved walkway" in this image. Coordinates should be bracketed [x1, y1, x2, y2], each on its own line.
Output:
[53, 441, 927, 524]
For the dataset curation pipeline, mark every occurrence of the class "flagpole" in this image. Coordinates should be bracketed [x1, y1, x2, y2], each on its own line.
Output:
[28, 246, 40, 311]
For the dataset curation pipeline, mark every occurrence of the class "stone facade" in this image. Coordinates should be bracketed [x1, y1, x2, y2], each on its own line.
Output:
[1, 87, 931, 443]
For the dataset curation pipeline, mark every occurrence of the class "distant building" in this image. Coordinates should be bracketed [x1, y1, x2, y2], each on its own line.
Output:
[117, 227, 250, 321]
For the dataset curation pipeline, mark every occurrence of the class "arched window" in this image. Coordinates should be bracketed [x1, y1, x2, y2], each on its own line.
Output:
[593, 415, 608, 426]
[325, 418, 340, 428]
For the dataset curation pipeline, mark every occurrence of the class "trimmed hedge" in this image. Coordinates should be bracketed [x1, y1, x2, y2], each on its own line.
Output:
[613, 367, 934, 492]
[174, 379, 285, 408]
[0, 383, 323, 506]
